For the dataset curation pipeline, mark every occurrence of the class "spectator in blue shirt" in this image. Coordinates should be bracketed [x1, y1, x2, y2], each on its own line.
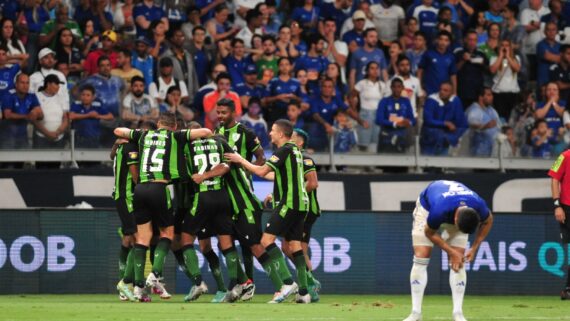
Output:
[131, 36, 155, 92]
[334, 110, 358, 153]
[420, 82, 468, 155]
[195, 0, 225, 24]
[541, 0, 569, 31]
[73, 0, 113, 33]
[484, 0, 505, 24]
[0, 45, 20, 104]
[134, 0, 169, 38]
[294, 34, 330, 81]
[69, 85, 114, 148]
[319, 0, 353, 36]
[220, 38, 253, 86]
[531, 119, 553, 158]
[406, 31, 427, 75]
[291, 0, 320, 33]
[234, 64, 267, 108]
[534, 82, 566, 148]
[411, 0, 439, 42]
[349, 28, 389, 90]
[266, 57, 302, 123]
[537, 22, 562, 92]
[310, 77, 367, 151]
[1, 73, 43, 149]
[342, 10, 367, 53]
[417, 30, 457, 95]
[376, 78, 416, 153]
[465, 87, 501, 157]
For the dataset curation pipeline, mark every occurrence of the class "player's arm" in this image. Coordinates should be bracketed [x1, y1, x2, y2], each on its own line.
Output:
[465, 213, 494, 263]
[552, 177, 566, 224]
[305, 170, 318, 192]
[424, 225, 464, 272]
[129, 164, 139, 184]
[110, 138, 128, 160]
[188, 128, 213, 140]
[191, 163, 230, 184]
[225, 152, 273, 177]
[253, 146, 266, 166]
[114, 127, 132, 139]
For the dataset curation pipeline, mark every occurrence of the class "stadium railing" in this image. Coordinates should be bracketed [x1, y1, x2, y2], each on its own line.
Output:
[0, 130, 552, 172]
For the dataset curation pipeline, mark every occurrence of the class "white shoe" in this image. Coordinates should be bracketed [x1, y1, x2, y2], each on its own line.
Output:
[403, 312, 422, 321]
[453, 312, 468, 321]
[267, 291, 282, 303]
[295, 293, 310, 304]
[119, 294, 129, 301]
[280, 282, 298, 300]
[240, 281, 255, 301]
[145, 273, 171, 299]
[223, 284, 243, 303]
[134, 286, 151, 302]
[184, 281, 208, 302]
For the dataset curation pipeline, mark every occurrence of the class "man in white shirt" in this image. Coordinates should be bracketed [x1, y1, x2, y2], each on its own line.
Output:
[233, 0, 264, 28]
[29, 48, 68, 97]
[520, 0, 550, 80]
[235, 8, 263, 49]
[149, 57, 189, 104]
[122, 75, 159, 128]
[321, 17, 348, 82]
[370, 0, 405, 45]
[34, 74, 69, 152]
[392, 56, 424, 117]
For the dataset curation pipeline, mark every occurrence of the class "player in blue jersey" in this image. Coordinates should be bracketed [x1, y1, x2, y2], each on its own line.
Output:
[403, 180, 494, 321]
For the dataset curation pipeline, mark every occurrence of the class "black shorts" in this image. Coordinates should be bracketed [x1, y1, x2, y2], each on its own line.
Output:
[302, 213, 319, 243]
[115, 198, 137, 236]
[265, 205, 307, 241]
[133, 182, 174, 228]
[174, 207, 188, 235]
[560, 205, 570, 243]
[182, 190, 234, 237]
[233, 209, 263, 247]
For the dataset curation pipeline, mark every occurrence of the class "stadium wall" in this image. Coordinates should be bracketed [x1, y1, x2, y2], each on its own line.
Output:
[0, 170, 551, 212]
[0, 210, 565, 295]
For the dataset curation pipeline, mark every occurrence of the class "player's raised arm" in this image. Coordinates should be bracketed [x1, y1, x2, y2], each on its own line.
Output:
[464, 213, 494, 263]
[114, 127, 132, 139]
[225, 152, 273, 177]
[188, 128, 213, 140]
[191, 163, 230, 184]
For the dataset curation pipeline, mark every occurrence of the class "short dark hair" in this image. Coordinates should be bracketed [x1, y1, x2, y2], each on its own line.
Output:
[245, 8, 261, 23]
[166, 86, 181, 95]
[437, 30, 452, 41]
[477, 86, 493, 98]
[261, 34, 275, 44]
[414, 31, 427, 40]
[131, 75, 145, 86]
[390, 77, 404, 87]
[97, 55, 110, 66]
[158, 111, 177, 128]
[457, 207, 480, 234]
[217, 97, 235, 111]
[119, 48, 131, 58]
[363, 28, 377, 38]
[307, 34, 326, 47]
[0, 44, 8, 52]
[274, 119, 294, 138]
[277, 56, 291, 65]
[81, 84, 95, 95]
[561, 44, 570, 53]
[215, 72, 232, 84]
[397, 55, 410, 65]
[231, 38, 244, 47]
[192, 25, 206, 35]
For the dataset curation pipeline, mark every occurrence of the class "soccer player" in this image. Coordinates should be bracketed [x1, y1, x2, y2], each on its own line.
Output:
[215, 98, 266, 294]
[548, 151, 570, 300]
[112, 138, 139, 302]
[113, 112, 211, 302]
[178, 133, 249, 303]
[225, 119, 311, 303]
[403, 180, 494, 321]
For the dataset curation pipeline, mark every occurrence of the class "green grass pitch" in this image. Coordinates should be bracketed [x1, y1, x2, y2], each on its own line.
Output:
[0, 295, 569, 321]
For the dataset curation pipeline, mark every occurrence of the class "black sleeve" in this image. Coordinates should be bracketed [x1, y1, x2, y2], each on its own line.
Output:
[244, 126, 261, 154]
[266, 145, 290, 170]
[123, 142, 140, 165]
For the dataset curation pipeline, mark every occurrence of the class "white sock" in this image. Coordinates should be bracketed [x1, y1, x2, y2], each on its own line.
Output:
[449, 267, 467, 314]
[410, 257, 429, 314]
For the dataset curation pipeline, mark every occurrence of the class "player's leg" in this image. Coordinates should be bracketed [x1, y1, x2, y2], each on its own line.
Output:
[282, 211, 309, 304]
[559, 207, 570, 300]
[443, 226, 469, 321]
[133, 222, 153, 302]
[404, 201, 433, 321]
[302, 214, 320, 299]
[172, 206, 193, 280]
[145, 183, 175, 299]
[199, 237, 228, 302]
[180, 231, 209, 302]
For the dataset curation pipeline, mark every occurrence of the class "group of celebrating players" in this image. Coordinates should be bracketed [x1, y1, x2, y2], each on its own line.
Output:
[109, 96, 499, 321]
[111, 98, 321, 304]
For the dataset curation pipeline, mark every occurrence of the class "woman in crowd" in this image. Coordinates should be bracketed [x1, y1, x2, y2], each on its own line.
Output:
[0, 18, 28, 68]
[489, 39, 521, 120]
[54, 28, 84, 86]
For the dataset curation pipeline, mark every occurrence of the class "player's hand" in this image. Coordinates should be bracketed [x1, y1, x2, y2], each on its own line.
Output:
[263, 194, 273, 208]
[224, 152, 243, 164]
[191, 174, 205, 184]
[555, 207, 566, 224]
[324, 123, 334, 135]
[464, 246, 478, 263]
[449, 250, 464, 272]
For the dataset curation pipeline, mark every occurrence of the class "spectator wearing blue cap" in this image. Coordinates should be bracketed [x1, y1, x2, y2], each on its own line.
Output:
[234, 64, 268, 108]
[131, 36, 155, 92]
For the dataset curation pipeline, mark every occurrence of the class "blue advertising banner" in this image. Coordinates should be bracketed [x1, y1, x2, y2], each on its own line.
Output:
[0, 210, 566, 295]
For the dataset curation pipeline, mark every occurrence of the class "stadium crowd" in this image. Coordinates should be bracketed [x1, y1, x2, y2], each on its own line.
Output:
[2, 0, 570, 159]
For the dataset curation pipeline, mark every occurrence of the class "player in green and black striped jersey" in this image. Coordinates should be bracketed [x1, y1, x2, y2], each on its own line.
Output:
[225, 119, 311, 304]
[178, 134, 251, 303]
[215, 98, 266, 290]
[114, 112, 212, 302]
[112, 139, 139, 302]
